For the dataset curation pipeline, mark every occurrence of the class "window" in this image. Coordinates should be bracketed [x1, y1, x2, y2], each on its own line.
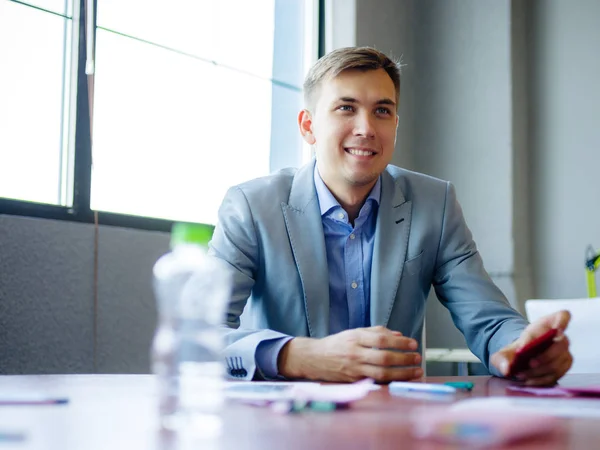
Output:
[0, 0, 320, 229]
[0, 0, 75, 206]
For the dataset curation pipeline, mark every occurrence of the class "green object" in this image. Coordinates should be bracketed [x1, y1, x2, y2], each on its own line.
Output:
[287, 399, 308, 413]
[170, 222, 215, 249]
[444, 381, 474, 391]
[308, 401, 338, 412]
[585, 247, 600, 298]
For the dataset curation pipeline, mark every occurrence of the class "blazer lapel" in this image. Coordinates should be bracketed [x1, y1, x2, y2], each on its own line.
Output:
[282, 161, 330, 338]
[370, 170, 412, 327]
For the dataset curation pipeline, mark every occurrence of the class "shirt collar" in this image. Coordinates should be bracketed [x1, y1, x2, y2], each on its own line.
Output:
[314, 165, 381, 217]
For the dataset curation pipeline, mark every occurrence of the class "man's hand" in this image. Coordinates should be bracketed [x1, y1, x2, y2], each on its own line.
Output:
[491, 310, 573, 386]
[278, 326, 423, 383]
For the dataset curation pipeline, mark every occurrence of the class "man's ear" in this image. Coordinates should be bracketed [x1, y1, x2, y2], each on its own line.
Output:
[298, 109, 316, 145]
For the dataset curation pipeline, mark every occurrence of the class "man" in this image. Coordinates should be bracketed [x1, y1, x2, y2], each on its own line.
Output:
[210, 47, 572, 385]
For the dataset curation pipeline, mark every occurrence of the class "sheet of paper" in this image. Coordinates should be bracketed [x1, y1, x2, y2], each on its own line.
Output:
[507, 384, 600, 397]
[224, 382, 316, 401]
[225, 379, 377, 403]
[506, 385, 573, 397]
[389, 390, 456, 402]
[293, 379, 377, 403]
[410, 406, 562, 447]
[452, 396, 600, 418]
[562, 385, 600, 396]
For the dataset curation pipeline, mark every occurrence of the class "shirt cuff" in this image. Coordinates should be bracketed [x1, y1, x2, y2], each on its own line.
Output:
[255, 336, 294, 379]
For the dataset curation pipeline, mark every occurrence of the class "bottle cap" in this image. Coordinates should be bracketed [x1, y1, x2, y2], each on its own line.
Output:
[170, 222, 215, 249]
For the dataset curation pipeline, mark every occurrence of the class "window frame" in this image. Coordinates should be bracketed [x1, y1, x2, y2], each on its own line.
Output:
[0, 0, 325, 232]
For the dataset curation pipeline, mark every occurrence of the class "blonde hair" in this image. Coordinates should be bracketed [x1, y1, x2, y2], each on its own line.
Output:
[303, 46, 402, 110]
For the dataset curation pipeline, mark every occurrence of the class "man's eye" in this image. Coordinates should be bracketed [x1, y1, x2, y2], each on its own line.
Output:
[338, 105, 354, 112]
[376, 107, 391, 115]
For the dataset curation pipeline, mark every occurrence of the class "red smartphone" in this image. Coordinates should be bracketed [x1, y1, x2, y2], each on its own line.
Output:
[507, 328, 558, 377]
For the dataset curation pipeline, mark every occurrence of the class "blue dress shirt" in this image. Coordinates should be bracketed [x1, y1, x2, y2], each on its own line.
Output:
[255, 166, 381, 378]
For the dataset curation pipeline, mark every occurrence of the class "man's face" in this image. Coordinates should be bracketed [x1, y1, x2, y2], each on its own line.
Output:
[301, 68, 398, 196]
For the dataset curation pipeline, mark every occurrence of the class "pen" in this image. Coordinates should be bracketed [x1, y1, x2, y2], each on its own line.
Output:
[0, 397, 69, 406]
[270, 399, 348, 414]
[389, 382, 457, 394]
[0, 431, 26, 442]
[444, 382, 474, 391]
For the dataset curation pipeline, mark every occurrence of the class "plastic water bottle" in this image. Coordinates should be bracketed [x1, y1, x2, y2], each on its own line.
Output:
[151, 222, 230, 437]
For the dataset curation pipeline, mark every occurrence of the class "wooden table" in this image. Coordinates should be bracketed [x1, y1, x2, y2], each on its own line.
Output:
[0, 374, 599, 449]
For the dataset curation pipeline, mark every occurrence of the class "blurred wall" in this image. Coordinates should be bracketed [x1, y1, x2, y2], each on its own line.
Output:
[527, 0, 600, 299]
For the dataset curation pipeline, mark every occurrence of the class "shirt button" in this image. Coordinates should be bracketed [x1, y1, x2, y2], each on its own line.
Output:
[338, 213, 344, 220]
[349, 233, 355, 240]
[351, 282, 358, 289]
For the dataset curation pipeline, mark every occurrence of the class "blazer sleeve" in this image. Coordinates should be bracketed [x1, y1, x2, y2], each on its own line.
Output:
[432, 182, 529, 376]
[209, 186, 290, 380]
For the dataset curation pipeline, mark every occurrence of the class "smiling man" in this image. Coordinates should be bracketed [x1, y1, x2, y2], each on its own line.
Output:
[210, 47, 572, 386]
[300, 68, 398, 223]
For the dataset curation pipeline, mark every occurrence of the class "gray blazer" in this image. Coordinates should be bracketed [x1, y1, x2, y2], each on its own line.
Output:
[209, 160, 528, 379]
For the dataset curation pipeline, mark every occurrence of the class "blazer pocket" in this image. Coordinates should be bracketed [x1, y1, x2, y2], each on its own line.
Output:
[403, 250, 424, 277]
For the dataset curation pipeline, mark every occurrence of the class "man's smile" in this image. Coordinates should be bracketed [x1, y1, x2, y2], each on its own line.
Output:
[344, 147, 377, 157]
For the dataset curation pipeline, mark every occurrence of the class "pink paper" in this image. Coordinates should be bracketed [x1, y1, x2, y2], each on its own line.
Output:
[507, 384, 600, 397]
[506, 385, 573, 397]
[561, 385, 600, 396]
[410, 406, 562, 446]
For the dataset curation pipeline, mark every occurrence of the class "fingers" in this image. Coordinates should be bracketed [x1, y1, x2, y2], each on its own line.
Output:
[490, 345, 518, 376]
[521, 352, 569, 379]
[523, 353, 573, 386]
[493, 338, 573, 384]
[347, 327, 423, 383]
[521, 341, 572, 379]
[513, 309, 571, 353]
[550, 310, 571, 332]
[356, 346, 421, 367]
[357, 326, 419, 351]
[536, 309, 571, 331]
[513, 337, 573, 385]
[312, 327, 423, 383]
[524, 373, 559, 387]
[360, 364, 424, 383]
[520, 311, 571, 349]
[532, 335, 570, 367]
[490, 353, 509, 376]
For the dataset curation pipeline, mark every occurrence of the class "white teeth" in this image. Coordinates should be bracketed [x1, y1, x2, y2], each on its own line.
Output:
[347, 148, 374, 156]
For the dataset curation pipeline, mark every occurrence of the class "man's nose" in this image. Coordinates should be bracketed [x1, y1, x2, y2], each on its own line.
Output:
[353, 112, 376, 139]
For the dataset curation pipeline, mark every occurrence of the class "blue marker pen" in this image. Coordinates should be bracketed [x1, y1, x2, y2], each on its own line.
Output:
[389, 382, 457, 394]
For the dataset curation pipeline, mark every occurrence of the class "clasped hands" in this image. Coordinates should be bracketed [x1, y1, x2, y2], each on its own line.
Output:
[279, 311, 572, 386]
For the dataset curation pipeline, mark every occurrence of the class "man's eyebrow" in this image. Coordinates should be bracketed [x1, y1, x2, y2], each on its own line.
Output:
[337, 96, 396, 106]
[376, 98, 396, 106]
